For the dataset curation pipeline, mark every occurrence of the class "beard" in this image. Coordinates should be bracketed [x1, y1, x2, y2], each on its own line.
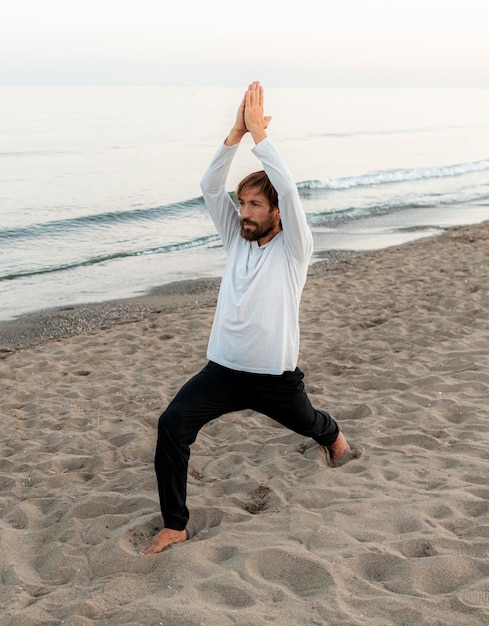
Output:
[240, 214, 276, 242]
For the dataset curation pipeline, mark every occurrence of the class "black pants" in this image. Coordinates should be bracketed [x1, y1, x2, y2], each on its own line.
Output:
[155, 361, 339, 530]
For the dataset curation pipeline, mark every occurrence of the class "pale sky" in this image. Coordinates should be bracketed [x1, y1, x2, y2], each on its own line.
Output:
[1, 0, 488, 87]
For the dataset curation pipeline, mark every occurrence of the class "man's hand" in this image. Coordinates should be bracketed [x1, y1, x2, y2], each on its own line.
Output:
[224, 92, 248, 146]
[234, 93, 247, 134]
[244, 81, 272, 145]
[224, 81, 271, 146]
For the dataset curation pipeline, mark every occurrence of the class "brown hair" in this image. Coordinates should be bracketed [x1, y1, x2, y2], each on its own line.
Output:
[236, 170, 278, 210]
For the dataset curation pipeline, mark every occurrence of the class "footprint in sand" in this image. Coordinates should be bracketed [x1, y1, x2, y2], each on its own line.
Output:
[246, 548, 333, 597]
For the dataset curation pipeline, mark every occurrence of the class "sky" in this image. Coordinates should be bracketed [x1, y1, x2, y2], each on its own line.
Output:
[1, 0, 488, 87]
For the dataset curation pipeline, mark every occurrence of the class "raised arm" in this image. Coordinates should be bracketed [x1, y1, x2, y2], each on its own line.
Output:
[200, 89, 249, 248]
[201, 83, 271, 249]
[253, 139, 313, 262]
[243, 82, 313, 261]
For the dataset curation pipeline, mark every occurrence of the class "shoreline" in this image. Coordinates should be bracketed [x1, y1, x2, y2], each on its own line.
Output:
[0, 219, 485, 354]
[0, 250, 361, 353]
[0, 217, 482, 353]
[3, 196, 488, 336]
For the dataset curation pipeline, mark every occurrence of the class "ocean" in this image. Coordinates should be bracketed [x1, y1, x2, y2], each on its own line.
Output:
[1, 86, 489, 322]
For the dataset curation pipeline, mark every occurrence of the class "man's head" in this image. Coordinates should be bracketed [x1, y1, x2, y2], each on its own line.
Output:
[237, 171, 281, 245]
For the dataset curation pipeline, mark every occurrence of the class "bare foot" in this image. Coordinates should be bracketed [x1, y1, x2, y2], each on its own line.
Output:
[140, 528, 187, 555]
[322, 432, 361, 468]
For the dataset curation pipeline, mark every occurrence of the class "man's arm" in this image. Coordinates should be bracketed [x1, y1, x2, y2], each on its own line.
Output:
[200, 88, 250, 248]
[244, 82, 313, 262]
[201, 83, 269, 249]
[200, 143, 240, 251]
[253, 139, 313, 262]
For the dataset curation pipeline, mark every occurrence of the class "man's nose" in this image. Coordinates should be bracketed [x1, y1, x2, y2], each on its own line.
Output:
[240, 204, 251, 219]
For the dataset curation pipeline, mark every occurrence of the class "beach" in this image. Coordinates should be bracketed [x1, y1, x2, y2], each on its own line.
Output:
[1, 221, 489, 625]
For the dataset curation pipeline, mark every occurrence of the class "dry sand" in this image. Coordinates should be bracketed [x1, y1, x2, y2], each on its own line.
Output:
[1, 222, 489, 625]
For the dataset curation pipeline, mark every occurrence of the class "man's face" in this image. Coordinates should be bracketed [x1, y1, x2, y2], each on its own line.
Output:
[238, 186, 281, 245]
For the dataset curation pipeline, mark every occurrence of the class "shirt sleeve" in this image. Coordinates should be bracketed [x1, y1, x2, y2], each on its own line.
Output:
[252, 138, 313, 263]
[200, 142, 241, 252]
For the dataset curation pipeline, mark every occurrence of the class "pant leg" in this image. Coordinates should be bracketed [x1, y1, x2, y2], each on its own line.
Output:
[155, 361, 245, 530]
[246, 368, 340, 446]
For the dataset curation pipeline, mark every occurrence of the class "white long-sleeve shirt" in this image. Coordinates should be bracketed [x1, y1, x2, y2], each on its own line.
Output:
[200, 138, 313, 374]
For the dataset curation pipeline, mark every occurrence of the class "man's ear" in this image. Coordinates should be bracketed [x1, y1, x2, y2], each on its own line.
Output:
[275, 206, 282, 229]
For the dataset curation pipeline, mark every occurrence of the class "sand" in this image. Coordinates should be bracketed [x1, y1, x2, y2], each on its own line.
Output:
[1, 222, 489, 625]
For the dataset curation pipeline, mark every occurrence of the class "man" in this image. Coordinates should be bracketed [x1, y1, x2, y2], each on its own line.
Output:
[142, 81, 357, 555]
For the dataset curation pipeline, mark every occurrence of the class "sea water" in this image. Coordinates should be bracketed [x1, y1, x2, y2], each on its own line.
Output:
[1, 86, 489, 321]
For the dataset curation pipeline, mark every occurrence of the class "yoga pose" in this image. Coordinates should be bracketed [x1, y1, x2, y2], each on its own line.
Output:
[142, 81, 357, 555]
